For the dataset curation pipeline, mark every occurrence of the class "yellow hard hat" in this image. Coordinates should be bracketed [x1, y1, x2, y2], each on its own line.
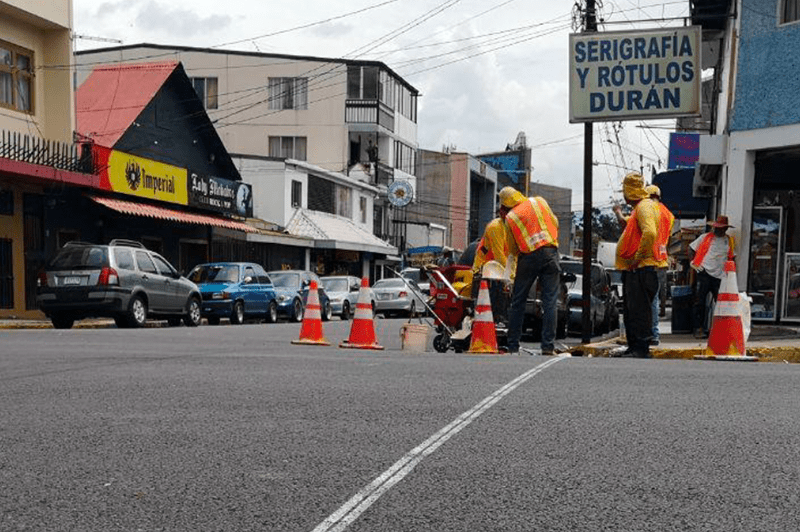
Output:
[498, 186, 526, 208]
[645, 184, 661, 198]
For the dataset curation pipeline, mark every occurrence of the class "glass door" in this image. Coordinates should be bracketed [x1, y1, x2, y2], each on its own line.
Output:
[783, 253, 800, 322]
[748, 206, 782, 321]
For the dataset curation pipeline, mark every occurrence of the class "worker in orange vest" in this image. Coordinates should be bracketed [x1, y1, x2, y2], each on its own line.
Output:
[646, 185, 674, 345]
[613, 172, 666, 358]
[500, 186, 560, 356]
[689, 215, 736, 338]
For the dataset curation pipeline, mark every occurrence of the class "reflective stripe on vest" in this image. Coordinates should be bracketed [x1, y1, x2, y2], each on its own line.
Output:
[691, 233, 734, 269]
[506, 197, 558, 254]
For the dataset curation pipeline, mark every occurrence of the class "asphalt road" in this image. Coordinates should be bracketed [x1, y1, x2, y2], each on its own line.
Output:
[2, 318, 799, 531]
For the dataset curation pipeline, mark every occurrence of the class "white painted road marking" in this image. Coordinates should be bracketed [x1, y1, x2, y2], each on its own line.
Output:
[311, 356, 566, 532]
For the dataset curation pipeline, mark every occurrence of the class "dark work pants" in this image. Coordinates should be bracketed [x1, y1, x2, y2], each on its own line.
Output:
[623, 267, 659, 353]
[507, 246, 560, 352]
[693, 270, 722, 333]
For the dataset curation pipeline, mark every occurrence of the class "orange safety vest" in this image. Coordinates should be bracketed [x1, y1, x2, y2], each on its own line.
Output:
[691, 233, 734, 269]
[655, 202, 675, 261]
[616, 198, 665, 264]
[506, 196, 559, 254]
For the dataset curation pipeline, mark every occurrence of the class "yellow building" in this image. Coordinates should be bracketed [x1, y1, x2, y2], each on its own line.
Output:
[0, 0, 78, 318]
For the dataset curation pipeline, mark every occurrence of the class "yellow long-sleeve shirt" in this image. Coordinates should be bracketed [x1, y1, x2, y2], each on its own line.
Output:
[615, 198, 660, 270]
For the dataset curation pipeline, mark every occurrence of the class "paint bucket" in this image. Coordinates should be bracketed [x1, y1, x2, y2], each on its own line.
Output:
[400, 323, 430, 352]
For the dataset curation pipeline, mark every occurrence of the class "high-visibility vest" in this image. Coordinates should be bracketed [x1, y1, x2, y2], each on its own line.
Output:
[474, 218, 508, 271]
[506, 196, 559, 254]
[616, 198, 664, 264]
[655, 202, 675, 262]
[691, 233, 734, 269]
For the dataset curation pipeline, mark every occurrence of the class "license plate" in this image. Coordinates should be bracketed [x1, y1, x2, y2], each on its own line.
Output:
[378, 293, 390, 300]
[62, 276, 82, 286]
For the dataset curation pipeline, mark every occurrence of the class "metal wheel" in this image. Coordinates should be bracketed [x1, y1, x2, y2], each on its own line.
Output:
[341, 301, 351, 320]
[183, 297, 202, 327]
[321, 300, 332, 321]
[265, 300, 278, 323]
[230, 301, 245, 325]
[127, 295, 147, 328]
[433, 333, 450, 353]
[292, 299, 304, 322]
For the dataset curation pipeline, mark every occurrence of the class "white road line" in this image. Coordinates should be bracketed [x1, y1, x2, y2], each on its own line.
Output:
[311, 356, 566, 532]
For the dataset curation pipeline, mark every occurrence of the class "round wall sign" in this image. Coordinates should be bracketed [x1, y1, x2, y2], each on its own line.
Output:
[388, 180, 413, 207]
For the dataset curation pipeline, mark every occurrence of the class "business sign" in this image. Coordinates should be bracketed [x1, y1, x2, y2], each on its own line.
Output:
[188, 171, 253, 217]
[667, 132, 700, 169]
[569, 27, 701, 122]
[106, 150, 188, 205]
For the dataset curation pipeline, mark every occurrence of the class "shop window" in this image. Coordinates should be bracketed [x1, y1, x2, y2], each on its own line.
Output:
[191, 77, 218, 109]
[0, 40, 33, 113]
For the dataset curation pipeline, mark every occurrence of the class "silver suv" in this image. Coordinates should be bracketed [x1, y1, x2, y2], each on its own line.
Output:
[37, 240, 202, 329]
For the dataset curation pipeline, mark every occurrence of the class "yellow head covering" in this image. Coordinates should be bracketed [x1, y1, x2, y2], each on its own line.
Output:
[498, 186, 526, 208]
[622, 172, 649, 201]
[645, 184, 661, 198]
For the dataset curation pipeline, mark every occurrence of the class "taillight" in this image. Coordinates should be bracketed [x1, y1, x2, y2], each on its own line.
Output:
[98, 267, 119, 286]
[37, 272, 48, 287]
[399, 291, 408, 297]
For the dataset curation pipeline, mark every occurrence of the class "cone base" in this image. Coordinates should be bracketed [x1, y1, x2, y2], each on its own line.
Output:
[339, 340, 384, 350]
[292, 338, 330, 346]
[694, 354, 759, 362]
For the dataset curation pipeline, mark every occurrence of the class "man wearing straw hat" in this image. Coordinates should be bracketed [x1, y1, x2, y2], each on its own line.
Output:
[689, 215, 736, 338]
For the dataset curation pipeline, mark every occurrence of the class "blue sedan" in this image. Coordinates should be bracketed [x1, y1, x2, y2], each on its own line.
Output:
[268, 270, 332, 322]
[188, 262, 278, 325]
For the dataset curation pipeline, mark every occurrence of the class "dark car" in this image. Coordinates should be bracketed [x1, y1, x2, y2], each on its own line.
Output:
[36, 239, 202, 329]
[188, 262, 279, 325]
[267, 270, 332, 322]
[561, 259, 620, 334]
[320, 275, 375, 320]
[524, 270, 574, 340]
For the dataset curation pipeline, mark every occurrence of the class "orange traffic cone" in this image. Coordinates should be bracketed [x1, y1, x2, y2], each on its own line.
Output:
[695, 260, 757, 361]
[292, 280, 330, 346]
[468, 280, 501, 354]
[340, 277, 384, 350]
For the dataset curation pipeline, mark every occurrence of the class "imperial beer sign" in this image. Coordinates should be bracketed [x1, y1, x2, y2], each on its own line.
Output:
[569, 27, 701, 122]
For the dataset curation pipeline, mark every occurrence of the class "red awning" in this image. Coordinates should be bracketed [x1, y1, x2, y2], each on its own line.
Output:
[89, 195, 257, 233]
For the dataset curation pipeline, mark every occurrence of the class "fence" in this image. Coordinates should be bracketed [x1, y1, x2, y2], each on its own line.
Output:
[0, 130, 94, 174]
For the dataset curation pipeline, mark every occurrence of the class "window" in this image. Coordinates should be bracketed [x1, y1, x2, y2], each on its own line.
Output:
[151, 254, 176, 276]
[336, 187, 352, 219]
[244, 266, 257, 282]
[782, 0, 800, 23]
[0, 190, 12, 215]
[291, 180, 302, 207]
[0, 40, 34, 113]
[360, 196, 367, 224]
[269, 136, 307, 160]
[394, 141, 417, 175]
[268, 77, 308, 110]
[191, 77, 218, 109]
[114, 248, 135, 270]
[135, 251, 158, 274]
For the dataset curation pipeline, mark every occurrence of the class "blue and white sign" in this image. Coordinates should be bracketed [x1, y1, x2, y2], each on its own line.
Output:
[569, 27, 701, 123]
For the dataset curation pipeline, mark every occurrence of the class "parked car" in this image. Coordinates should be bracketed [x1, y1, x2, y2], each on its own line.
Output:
[400, 267, 431, 295]
[36, 239, 202, 329]
[320, 275, 375, 320]
[372, 277, 427, 318]
[524, 271, 573, 340]
[187, 262, 278, 325]
[267, 270, 332, 322]
[561, 259, 620, 334]
[607, 268, 624, 311]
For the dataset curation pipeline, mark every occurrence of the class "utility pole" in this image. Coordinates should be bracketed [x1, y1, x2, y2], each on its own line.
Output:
[581, 0, 597, 345]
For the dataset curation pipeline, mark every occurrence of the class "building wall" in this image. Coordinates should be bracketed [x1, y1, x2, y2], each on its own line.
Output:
[730, 0, 800, 131]
[449, 153, 470, 250]
[4, 0, 71, 27]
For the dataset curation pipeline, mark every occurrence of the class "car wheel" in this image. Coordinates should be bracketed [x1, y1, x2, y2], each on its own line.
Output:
[322, 300, 332, 321]
[207, 316, 221, 326]
[266, 300, 278, 323]
[292, 299, 304, 322]
[341, 301, 351, 321]
[127, 295, 148, 328]
[51, 314, 74, 330]
[183, 297, 202, 327]
[167, 317, 182, 327]
[230, 301, 245, 325]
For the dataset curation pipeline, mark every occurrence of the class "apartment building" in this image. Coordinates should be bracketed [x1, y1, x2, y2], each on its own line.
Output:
[75, 44, 420, 253]
[0, 0, 92, 317]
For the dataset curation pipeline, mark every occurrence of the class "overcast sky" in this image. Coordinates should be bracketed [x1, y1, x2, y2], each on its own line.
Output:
[73, 0, 691, 213]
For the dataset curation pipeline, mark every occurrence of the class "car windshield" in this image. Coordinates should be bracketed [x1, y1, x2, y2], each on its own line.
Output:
[321, 278, 349, 292]
[270, 272, 301, 289]
[188, 265, 240, 284]
[374, 278, 409, 289]
[49, 246, 108, 270]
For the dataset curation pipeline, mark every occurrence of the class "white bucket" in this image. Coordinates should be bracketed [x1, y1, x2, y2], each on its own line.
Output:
[400, 323, 430, 352]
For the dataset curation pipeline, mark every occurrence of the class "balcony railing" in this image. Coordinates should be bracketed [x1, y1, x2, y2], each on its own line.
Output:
[345, 99, 395, 132]
[0, 130, 94, 174]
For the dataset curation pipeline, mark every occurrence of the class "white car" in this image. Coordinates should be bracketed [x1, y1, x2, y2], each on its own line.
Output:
[320, 275, 375, 320]
[372, 277, 427, 318]
[400, 267, 430, 295]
